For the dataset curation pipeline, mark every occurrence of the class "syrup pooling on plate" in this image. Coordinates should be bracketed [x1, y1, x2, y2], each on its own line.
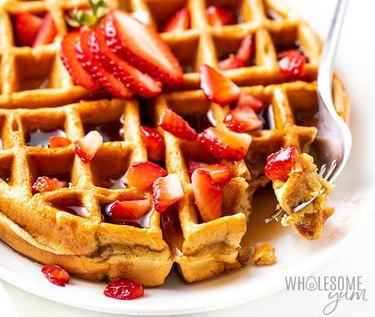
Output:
[26, 128, 66, 148]
[50, 198, 89, 218]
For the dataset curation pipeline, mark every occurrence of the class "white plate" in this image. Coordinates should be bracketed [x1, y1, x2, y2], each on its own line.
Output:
[1, 0, 375, 315]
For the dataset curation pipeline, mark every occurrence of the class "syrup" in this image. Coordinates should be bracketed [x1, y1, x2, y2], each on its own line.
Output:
[51, 200, 89, 218]
[258, 105, 276, 130]
[108, 175, 126, 189]
[183, 110, 216, 133]
[85, 116, 124, 142]
[26, 128, 66, 147]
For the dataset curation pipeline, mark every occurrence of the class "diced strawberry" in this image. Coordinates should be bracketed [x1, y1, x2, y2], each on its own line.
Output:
[187, 161, 208, 175]
[41, 264, 70, 287]
[124, 162, 167, 190]
[109, 199, 151, 222]
[159, 109, 197, 140]
[163, 7, 190, 32]
[89, 28, 162, 98]
[192, 169, 223, 222]
[265, 147, 298, 182]
[104, 279, 144, 300]
[236, 34, 254, 64]
[32, 13, 57, 47]
[152, 174, 184, 213]
[199, 64, 241, 106]
[74, 130, 103, 163]
[48, 136, 72, 148]
[141, 126, 165, 161]
[218, 54, 245, 71]
[205, 5, 235, 26]
[237, 91, 264, 112]
[32, 176, 66, 193]
[14, 12, 42, 47]
[199, 127, 252, 161]
[278, 50, 306, 78]
[196, 163, 231, 184]
[224, 105, 263, 133]
[103, 10, 183, 88]
[60, 32, 102, 91]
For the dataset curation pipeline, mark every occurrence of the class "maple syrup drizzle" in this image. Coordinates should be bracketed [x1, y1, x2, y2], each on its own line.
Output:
[26, 128, 66, 147]
[51, 201, 89, 218]
[108, 175, 126, 189]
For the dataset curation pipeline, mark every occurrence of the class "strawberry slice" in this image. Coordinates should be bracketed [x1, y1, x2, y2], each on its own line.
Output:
[109, 199, 151, 222]
[224, 105, 264, 133]
[205, 5, 235, 26]
[32, 176, 67, 193]
[41, 264, 70, 287]
[124, 162, 167, 190]
[14, 12, 42, 47]
[237, 91, 264, 112]
[199, 127, 252, 161]
[192, 169, 223, 222]
[32, 13, 57, 48]
[265, 147, 298, 182]
[141, 126, 165, 161]
[74, 130, 103, 163]
[103, 9, 183, 88]
[60, 32, 101, 91]
[236, 34, 254, 64]
[199, 64, 241, 106]
[152, 174, 184, 213]
[218, 54, 245, 71]
[163, 7, 190, 32]
[278, 50, 306, 78]
[159, 109, 197, 140]
[48, 136, 72, 148]
[89, 28, 162, 98]
[77, 29, 134, 99]
[187, 161, 208, 175]
[195, 163, 231, 184]
[104, 279, 144, 300]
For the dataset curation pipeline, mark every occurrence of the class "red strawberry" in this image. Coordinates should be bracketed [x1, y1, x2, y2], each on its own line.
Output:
[14, 12, 42, 47]
[60, 32, 101, 91]
[32, 176, 66, 193]
[195, 163, 231, 184]
[237, 91, 264, 112]
[152, 174, 184, 213]
[140, 126, 165, 161]
[124, 162, 167, 190]
[205, 5, 235, 26]
[74, 130, 103, 163]
[104, 279, 144, 300]
[103, 9, 183, 88]
[265, 147, 298, 181]
[199, 64, 241, 106]
[48, 136, 72, 148]
[77, 29, 134, 99]
[224, 105, 263, 133]
[159, 109, 197, 140]
[32, 13, 57, 47]
[192, 169, 223, 222]
[278, 50, 306, 77]
[218, 54, 245, 71]
[89, 28, 162, 98]
[236, 34, 254, 63]
[41, 264, 70, 287]
[163, 7, 190, 32]
[109, 199, 151, 222]
[187, 161, 208, 175]
[199, 127, 252, 161]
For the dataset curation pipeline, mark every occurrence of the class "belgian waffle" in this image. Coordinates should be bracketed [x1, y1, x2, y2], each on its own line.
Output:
[0, 0, 350, 286]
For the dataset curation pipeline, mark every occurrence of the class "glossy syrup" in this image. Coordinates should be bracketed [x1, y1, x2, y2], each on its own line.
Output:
[85, 116, 124, 142]
[51, 200, 89, 218]
[26, 128, 66, 147]
[183, 110, 216, 133]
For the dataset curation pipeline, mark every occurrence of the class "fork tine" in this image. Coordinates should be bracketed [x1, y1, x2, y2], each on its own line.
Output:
[319, 164, 327, 177]
[324, 160, 338, 182]
[265, 206, 285, 224]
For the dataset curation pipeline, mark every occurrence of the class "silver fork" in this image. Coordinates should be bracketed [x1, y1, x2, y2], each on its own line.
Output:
[265, 0, 352, 224]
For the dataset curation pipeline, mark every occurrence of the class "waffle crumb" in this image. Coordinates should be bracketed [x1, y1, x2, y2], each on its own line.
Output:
[252, 243, 276, 266]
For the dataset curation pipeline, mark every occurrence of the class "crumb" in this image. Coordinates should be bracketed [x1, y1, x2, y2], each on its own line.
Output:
[251, 242, 276, 266]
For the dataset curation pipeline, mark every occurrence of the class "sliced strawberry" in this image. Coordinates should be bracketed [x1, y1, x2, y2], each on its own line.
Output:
[278, 50, 306, 78]
[152, 174, 184, 213]
[124, 162, 167, 190]
[199, 64, 241, 106]
[32, 176, 66, 193]
[14, 12, 42, 47]
[236, 34, 254, 63]
[237, 91, 264, 112]
[199, 127, 252, 161]
[163, 7, 190, 32]
[32, 13, 57, 47]
[77, 29, 134, 99]
[159, 109, 197, 140]
[109, 199, 151, 222]
[205, 5, 235, 26]
[41, 264, 70, 287]
[140, 126, 165, 161]
[48, 136, 72, 148]
[218, 54, 245, 71]
[265, 147, 298, 182]
[60, 32, 101, 91]
[196, 163, 231, 184]
[74, 130, 103, 163]
[103, 9, 183, 88]
[104, 279, 144, 300]
[192, 169, 223, 222]
[224, 105, 263, 133]
[187, 161, 208, 175]
[89, 28, 162, 98]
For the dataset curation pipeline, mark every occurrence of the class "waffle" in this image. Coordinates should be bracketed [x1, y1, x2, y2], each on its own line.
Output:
[0, 0, 350, 286]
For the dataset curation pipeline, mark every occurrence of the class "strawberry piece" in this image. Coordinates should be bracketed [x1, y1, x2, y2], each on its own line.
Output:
[236, 34, 254, 64]
[152, 173, 184, 213]
[124, 162, 167, 190]
[192, 169, 223, 222]
[187, 161, 208, 175]
[199, 127, 252, 161]
[32, 13, 57, 48]
[32, 176, 66, 193]
[14, 12, 42, 47]
[60, 32, 101, 91]
[237, 91, 264, 112]
[48, 136, 72, 148]
[278, 50, 306, 78]
[199, 64, 241, 106]
[163, 8, 190, 32]
[104, 279, 144, 300]
[74, 130, 103, 163]
[89, 28, 162, 98]
[140, 126, 165, 161]
[77, 29, 134, 99]
[195, 163, 231, 184]
[109, 199, 151, 222]
[159, 109, 197, 140]
[205, 5, 235, 26]
[218, 54, 245, 71]
[41, 264, 70, 287]
[265, 147, 298, 182]
[103, 10, 183, 88]
[224, 105, 263, 133]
